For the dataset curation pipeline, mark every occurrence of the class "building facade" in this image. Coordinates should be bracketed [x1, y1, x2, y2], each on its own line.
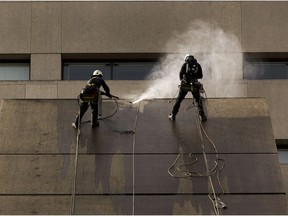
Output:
[0, 0, 288, 210]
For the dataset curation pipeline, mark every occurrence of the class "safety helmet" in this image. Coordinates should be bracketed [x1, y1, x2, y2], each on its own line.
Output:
[184, 53, 195, 63]
[93, 70, 103, 77]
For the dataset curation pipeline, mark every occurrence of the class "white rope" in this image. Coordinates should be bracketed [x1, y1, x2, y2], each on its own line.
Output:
[193, 107, 220, 215]
[71, 114, 81, 215]
[168, 92, 226, 214]
[132, 103, 140, 215]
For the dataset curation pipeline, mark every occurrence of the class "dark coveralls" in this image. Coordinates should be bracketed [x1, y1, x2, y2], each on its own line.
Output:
[75, 75, 111, 127]
[171, 59, 205, 118]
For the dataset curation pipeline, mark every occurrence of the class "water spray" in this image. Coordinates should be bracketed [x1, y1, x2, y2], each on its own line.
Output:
[132, 97, 146, 104]
[132, 99, 142, 104]
[123, 20, 243, 101]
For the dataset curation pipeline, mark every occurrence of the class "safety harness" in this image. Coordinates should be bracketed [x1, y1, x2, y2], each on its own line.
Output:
[180, 80, 204, 93]
[79, 83, 99, 102]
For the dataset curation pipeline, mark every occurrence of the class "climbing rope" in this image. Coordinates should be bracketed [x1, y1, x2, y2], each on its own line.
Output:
[72, 94, 135, 214]
[71, 102, 82, 215]
[168, 88, 227, 215]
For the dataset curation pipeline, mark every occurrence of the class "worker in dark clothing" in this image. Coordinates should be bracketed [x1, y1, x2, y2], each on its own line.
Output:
[72, 70, 112, 128]
[169, 54, 207, 122]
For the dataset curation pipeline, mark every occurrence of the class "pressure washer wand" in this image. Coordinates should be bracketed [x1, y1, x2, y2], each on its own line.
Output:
[113, 96, 133, 104]
[101, 91, 132, 104]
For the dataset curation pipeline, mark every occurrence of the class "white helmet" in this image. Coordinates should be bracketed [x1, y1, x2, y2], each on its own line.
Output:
[184, 53, 194, 63]
[93, 70, 103, 77]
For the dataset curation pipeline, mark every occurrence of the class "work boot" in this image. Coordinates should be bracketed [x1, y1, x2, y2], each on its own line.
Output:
[200, 115, 207, 122]
[168, 113, 175, 121]
[92, 122, 99, 128]
[199, 110, 207, 122]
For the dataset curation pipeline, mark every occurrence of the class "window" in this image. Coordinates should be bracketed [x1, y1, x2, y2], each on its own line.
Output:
[112, 62, 156, 80]
[244, 62, 288, 79]
[276, 140, 288, 164]
[244, 53, 288, 80]
[0, 63, 29, 80]
[63, 62, 158, 80]
[63, 63, 111, 80]
[278, 149, 288, 164]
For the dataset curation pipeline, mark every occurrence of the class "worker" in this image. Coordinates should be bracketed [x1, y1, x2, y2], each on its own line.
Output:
[72, 70, 112, 128]
[168, 54, 207, 122]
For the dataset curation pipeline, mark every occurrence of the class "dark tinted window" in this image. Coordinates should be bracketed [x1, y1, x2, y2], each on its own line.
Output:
[244, 62, 288, 79]
[63, 62, 157, 80]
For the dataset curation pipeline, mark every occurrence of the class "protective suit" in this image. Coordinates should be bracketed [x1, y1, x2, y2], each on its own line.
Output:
[169, 54, 207, 122]
[73, 70, 111, 128]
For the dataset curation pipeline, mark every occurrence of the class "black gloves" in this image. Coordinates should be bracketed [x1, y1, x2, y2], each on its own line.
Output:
[100, 91, 112, 98]
[106, 93, 112, 98]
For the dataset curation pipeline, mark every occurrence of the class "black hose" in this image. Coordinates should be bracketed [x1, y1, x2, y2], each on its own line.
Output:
[78, 96, 119, 124]
[98, 97, 119, 120]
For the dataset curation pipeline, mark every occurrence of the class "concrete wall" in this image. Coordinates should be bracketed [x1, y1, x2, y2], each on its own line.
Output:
[281, 164, 288, 213]
[248, 80, 288, 140]
[61, 1, 219, 53]
[1, 2, 288, 213]
[242, 2, 288, 52]
[0, 2, 31, 53]
[2, 1, 288, 54]
[0, 1, 288, 140]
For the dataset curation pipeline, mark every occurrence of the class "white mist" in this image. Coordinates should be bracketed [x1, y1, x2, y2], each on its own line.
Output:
[130, 20, 243, 103]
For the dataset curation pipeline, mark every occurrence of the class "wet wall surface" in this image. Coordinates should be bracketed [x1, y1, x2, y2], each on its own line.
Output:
[0, 98, 286, 214]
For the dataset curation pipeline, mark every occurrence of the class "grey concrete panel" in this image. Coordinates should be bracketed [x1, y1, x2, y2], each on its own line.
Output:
[134, 154, 284, 194]
[57, 81, 86, 99]
[25, 83, 58, 98]
[201, 116, 276, 154]
[136, 98, 276, 154]
[0, 195, 71, 215]
[211, 2, 242, 52]
[0, 83, 26, 99]
[0, 2, 31, 53]
[280, 164, 288, 207]
[31, 2, 61, 53]
[0, 155, 74, 194]
[30, 54, 62, 80]
[248, 80, 288, 139]
[74, 195, 132, 215]
[135, 99, 183, 153]
[76, 155, 133, 194]
[0, 100, 77, 154]
[78, 101, 136, 154]
[134, 194, 287, 215]
[242, 2, 288, 52]
[61, 2, 210, 53]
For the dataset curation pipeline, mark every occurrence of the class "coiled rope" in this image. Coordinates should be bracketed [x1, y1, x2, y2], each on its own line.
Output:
[168, 88, 227, 215]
